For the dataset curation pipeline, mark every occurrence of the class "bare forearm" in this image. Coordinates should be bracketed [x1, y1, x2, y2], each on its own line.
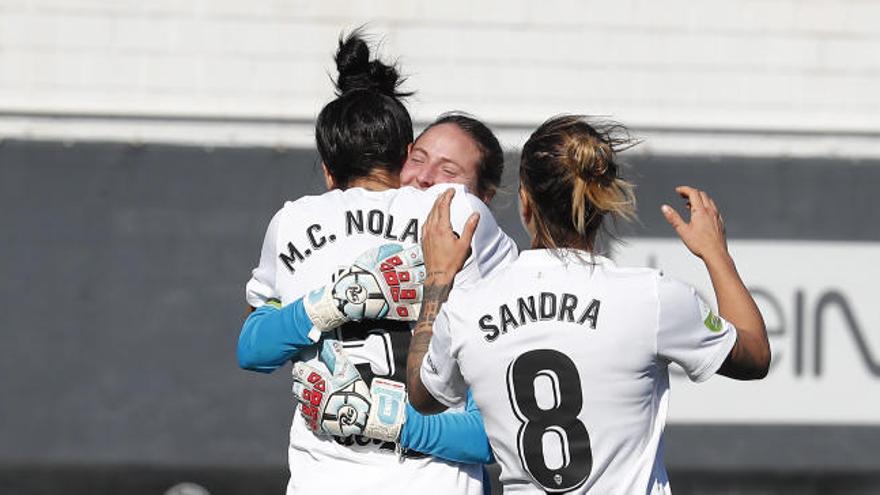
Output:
[661, 186, 770, 379]
[407, 330, 445, 413]
[704, 252, 770, 379]
[409, 189, 480, 411]
[406, 275, 454, 414]
[704, 253, 761, 330]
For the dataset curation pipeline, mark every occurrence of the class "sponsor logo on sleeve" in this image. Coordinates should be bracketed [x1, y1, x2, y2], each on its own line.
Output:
[704, 311, 723, 333]
[425, 354, 438, 374]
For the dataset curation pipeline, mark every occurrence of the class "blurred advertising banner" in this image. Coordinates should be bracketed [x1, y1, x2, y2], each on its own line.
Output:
[616, 239, 879, 424]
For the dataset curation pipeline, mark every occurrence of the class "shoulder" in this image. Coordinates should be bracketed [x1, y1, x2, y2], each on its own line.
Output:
[428, 184, 502, 235]
[598, 258, 682, 304]
[446, 256, 514, 307]
[597, 257, 664, 286]
[281, 190, 343, 211]
[278, 194, 318, 218]
[423, 183, 483, 208]
[652, 270, 702, 310]
[423, 183, 469, 197]
[395, 184, 487, 216]
[274, 190, 349, 222]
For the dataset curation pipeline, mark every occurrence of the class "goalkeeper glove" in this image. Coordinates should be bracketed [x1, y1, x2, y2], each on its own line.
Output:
[292, 338, 407, 442]
[303, 243, 425, 331]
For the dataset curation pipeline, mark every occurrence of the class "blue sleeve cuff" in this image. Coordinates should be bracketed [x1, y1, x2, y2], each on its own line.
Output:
[237, 298, 318, 373]
[400, 391, 493, 464]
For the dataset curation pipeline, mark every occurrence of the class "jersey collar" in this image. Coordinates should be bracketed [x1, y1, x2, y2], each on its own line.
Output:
[515, 248, 614, 267]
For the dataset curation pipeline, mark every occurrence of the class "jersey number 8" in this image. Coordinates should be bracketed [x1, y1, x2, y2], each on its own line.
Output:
[507, 349, 592, 493]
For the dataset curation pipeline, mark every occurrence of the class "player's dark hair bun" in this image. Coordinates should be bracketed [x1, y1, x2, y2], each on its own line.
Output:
[333, 29, 410, 98]
[316, 28, 414, 188]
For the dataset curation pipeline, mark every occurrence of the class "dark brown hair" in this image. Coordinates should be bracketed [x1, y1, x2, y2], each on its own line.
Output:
[316, 29, 413, 188]
[519, 115, 637, 252]
[419, 112, 503, 200]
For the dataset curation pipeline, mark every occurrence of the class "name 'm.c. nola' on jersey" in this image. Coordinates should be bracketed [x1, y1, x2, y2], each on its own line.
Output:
[245, 183, 518, 495]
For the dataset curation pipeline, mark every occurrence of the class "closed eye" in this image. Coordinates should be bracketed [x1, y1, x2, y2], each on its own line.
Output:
[408, 150, 428, 165]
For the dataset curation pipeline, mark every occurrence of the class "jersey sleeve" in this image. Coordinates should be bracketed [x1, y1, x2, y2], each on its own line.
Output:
[237, 298, 320, 373]
[399, 392, 493, 464]
[419, 307, 469, 409]
[445, 185, 518, 289]
[656, 274, 737, 383]
[245, 208, 282, 307]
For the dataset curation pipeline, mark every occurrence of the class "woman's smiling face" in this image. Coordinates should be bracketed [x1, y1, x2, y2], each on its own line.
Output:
[399, 123, 482, 196]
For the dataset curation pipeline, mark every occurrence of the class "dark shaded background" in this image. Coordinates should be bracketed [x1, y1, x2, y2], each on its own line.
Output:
[2, 140, 879, 494]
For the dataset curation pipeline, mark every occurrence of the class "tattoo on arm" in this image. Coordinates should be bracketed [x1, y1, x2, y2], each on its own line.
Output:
[415, 279, 454, 332]
[406, 277, 454, 413]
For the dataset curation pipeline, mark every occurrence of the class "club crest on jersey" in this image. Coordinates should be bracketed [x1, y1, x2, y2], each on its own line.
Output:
[479, 292, 601, 342]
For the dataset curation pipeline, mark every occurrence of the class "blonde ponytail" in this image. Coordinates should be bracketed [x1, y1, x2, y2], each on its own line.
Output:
[520, 115, 638, 252]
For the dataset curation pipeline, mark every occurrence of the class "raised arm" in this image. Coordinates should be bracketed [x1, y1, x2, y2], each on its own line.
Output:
[661, 186, 770, 380]
[407, 189, 480, 413]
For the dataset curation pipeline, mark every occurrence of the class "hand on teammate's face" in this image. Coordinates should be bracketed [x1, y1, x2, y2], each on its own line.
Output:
[421, 189, 479, 284]
[661, 186, 728, 261]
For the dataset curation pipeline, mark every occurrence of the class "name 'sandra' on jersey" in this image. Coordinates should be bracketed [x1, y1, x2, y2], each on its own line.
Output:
[480, 291, 602, 342]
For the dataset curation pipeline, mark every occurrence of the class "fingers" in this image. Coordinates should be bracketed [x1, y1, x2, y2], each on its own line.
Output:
[702, 192, 725, 234]
[676, 186, 724, 218]
[458, 212, 480, 250]
[661, 204, 685, 232]
[421, 188, 475, 279]
[413, 265, 427, 282]
[699, 190, 715, 213]
[409, 302, 422, 321]
[437, 188, 454, 226]
[675, 185, 705, 210]
[398, 266, 427, 284]
[399, 244, 424, 267]
[292, 361, 324, 385]
[427, 188, 455, 229]
[292, 381, 305, 398]
[388, 298, 421, 321]
[366, 243, 404, 265]
[707, 196, 718, 212]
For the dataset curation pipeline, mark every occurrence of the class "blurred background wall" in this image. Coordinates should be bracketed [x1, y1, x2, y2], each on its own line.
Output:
[1, 1, 879, 494]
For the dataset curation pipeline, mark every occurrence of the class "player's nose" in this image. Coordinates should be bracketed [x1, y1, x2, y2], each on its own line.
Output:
[417, 169, 435, 188]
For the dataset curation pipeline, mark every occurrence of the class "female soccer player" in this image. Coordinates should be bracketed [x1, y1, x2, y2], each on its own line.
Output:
[407, 115, 770, 493]
[239, 31, 517, 494]
[401, 112, 505, 203]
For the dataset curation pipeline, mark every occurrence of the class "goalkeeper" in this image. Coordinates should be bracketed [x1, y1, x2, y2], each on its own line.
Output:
[236, 30, 517, 495]
[238, 243, 490, 464]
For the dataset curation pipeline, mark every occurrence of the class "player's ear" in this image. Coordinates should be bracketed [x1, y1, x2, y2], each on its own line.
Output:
[322, 163, 337, 190]
[518, 185, 532, 225]
[519, 184, 536, 237]
[406, 142, 413, 157]
[479, 186, 495, 204]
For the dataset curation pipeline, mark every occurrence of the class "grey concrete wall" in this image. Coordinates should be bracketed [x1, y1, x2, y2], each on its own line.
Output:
[1, 140, 879, 494]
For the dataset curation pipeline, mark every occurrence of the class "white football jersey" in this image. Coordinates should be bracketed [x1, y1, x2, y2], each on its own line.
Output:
[245, 183, 518, 495]
[421, 249, 737, 494]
